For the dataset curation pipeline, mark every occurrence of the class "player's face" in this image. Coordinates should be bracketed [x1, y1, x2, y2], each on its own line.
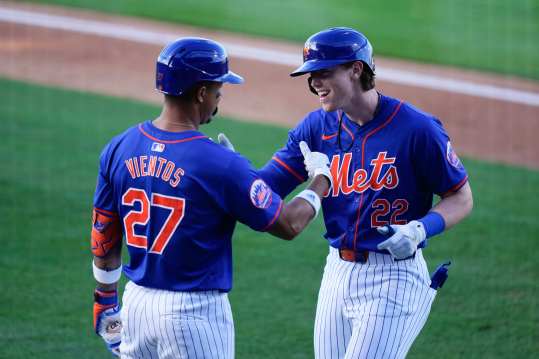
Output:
[309, 65, 357, 112]
[200, 83, 223, 125]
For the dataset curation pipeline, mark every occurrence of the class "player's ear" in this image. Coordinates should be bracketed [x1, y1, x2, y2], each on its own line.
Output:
[351, 61, 363, 80]
[195, 85, 207, 104]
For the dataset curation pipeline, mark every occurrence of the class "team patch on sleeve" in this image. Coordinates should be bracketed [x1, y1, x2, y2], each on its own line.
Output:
[446, 141, 463, 169]
[249, 179, 272, 209]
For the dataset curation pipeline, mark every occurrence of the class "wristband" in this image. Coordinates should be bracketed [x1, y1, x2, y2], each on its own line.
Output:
[419, 211, 446, 238]
[294, 189, 321, 218]
[313, 167, 333, 188]
[93, 261, 122, 284]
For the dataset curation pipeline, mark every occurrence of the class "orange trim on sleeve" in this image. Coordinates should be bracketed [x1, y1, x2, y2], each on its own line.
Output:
[263, 199, 284, 231]
[272, 156, 305, 182]
[138, 124, 208, 144]
[441, 176, 468, 197]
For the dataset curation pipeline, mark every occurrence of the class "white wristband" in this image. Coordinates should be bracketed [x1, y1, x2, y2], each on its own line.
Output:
[313, 167, 333, 189]
[295, 189, 321, 218]
[93, 261, 122, 284]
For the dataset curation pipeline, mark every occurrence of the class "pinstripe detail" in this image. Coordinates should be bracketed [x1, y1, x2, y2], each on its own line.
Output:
[119, 281, 234, 358]
[314, 248, 436, 359]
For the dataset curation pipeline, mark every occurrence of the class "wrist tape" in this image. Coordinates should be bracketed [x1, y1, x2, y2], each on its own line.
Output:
[294, 189, 321, 218]
[93, 261, 122, 284]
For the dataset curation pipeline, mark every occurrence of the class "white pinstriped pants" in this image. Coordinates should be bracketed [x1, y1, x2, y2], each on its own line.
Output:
[120, 281, 234, 359]
[314, 247, 437, 359]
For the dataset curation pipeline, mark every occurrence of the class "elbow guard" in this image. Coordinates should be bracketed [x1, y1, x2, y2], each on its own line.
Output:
[91, 209, 122, 257]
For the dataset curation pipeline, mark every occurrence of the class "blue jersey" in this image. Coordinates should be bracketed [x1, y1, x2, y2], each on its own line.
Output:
[259, 94, 468, 253]
[94, 121, 283, 292]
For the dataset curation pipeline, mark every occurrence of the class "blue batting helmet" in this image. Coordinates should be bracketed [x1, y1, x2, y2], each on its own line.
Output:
[156, 37, 244, 96]
[290, 27, 375, 77]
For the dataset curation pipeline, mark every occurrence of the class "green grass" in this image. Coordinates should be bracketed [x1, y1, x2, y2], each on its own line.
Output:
[0, 78, 538, 358]
[25, 0, 539, 80]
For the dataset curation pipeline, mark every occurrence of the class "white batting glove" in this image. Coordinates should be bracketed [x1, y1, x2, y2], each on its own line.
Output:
[96, 306, 122, 357]
[217, 133, 235, 152]
[377, 221, 426, 260]
[299, 141, 333, 188]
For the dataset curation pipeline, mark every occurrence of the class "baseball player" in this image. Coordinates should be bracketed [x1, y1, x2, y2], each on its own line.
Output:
[90, 37, 332, 358]
[255, 27, 474, 358]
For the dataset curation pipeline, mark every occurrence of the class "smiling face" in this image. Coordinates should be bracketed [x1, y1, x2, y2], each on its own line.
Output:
[308, 61, 364, 112]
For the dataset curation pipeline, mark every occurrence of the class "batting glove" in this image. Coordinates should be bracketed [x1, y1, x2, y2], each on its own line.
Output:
[94, 289, 122, 357]
[299, 141, 333, 188]
[376, 221, 426, 260]
[217, 133, 235, 152]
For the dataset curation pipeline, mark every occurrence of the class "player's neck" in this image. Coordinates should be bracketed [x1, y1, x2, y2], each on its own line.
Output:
[343, 89, 379, 126]
[153, 103, 200, 132]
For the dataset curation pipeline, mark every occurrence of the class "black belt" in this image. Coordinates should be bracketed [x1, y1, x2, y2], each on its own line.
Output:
[338, 248, 416, 263]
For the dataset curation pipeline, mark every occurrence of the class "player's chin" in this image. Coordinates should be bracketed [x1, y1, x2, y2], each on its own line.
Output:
[320, 101, 338, 112]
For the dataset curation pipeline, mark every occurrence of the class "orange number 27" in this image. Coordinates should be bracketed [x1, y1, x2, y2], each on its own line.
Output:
[121, 188, 185, 255]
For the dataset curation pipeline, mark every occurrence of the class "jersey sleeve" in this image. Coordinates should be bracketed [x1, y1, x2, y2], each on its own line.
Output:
[220, 155, 284, 232]
[413, 117, 468, 195]
[257, 117, 312, 198]
[93, 143, 118, 215]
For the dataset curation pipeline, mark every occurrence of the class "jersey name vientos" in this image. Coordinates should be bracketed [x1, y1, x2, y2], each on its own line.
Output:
[94, 121, 282, 292]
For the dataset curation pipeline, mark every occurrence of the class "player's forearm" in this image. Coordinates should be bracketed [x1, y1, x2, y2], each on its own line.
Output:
[93, 241, 122, 291]
[268, 175, 329, 240]
[431, 181, 473, 229]
[94, 255, 121, 291]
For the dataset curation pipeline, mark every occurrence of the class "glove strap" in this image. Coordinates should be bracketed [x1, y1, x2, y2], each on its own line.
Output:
[294, 189, 321, 218]
[93, 289, 118, 332]
[94, 289, 118, 306]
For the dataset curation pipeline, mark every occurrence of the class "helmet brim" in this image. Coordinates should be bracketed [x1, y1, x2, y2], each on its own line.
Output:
[215, 71, 244, 84]
[290, 59, 348, 77]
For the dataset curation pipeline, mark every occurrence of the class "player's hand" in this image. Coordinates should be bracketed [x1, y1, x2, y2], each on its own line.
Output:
[94, 289, 122, 357]
[299, 141, 333, 188]
[376, 221, 426, 260]
[218, 133, 235, 151]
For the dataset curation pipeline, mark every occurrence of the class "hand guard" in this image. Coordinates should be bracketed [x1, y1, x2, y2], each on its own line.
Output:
[94, 289, 122, 357]
[217, 133, 235, 151]
[376, 221, 426, 260]
[299, 141, 333, 188]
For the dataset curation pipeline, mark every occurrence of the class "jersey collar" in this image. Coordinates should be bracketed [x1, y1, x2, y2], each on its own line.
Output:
[139, 121, 208, 144]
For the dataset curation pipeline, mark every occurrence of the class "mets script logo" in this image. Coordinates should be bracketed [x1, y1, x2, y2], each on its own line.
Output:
[250, 179, 272, 209]
[329, 152, 399, 197]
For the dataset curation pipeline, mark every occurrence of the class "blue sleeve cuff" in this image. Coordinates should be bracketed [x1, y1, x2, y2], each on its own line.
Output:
[419, 211, 446, 238]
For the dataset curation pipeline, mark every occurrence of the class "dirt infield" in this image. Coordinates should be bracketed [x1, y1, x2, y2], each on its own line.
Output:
[1, 1, 538, 168]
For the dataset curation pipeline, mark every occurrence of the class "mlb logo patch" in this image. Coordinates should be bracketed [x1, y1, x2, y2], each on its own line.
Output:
[151, 142, 165, 152]
[249, 179, 272, 209]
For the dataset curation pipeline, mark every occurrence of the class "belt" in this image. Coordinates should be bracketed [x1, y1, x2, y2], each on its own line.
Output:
[338, 248, 417, 263]
[339, 248, 369, 263]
